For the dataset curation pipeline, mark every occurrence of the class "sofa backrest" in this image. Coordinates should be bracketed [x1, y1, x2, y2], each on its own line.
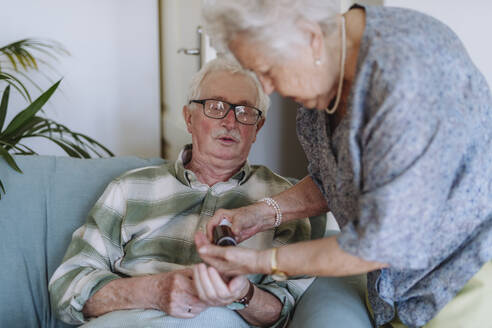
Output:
[0, 155, 326, 327]
[0, 155, 165, 328]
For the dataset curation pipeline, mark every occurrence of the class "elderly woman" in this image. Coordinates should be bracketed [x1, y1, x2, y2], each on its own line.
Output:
[195, 1, 492, 328]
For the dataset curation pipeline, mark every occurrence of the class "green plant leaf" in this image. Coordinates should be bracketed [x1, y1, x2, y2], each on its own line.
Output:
[13, 49, 28, 70]
[0, 140, 34, 155]
[75, 133, 115, 156]
[2, 51, 18, 70]
[1, 38, 69, 102]
[14, 142, 37, 155]
[0, 85, 10, 132]
[19, 47, 38, 69]
[65, 141, 90, 158]
[0, 146, 22, 173]
[3, 116, 46, 141]
[3, 67, 43, 94]
[0, 71, 31, 101]
[0, 178, 5, 199]
[20, 118, 114, 158]
[3, 80, 61, 136]
[31, 134, 82, 157]
[57, 139, 90, 158]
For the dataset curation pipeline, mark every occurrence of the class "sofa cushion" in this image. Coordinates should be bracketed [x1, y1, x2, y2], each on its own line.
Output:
[287, 230, 372, 328]
[0, 155, 165, 328]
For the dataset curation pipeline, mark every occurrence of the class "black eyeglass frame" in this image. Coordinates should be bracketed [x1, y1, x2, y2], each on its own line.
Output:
[189, 99, 263, 125]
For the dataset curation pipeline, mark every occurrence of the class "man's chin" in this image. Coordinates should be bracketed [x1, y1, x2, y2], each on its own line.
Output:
[212, 149, 244, 162]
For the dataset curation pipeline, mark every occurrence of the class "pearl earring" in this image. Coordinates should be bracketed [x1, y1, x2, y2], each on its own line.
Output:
[315, 59, 321, 66]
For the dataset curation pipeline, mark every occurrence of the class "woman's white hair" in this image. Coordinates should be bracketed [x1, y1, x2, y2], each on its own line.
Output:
[186, 55, 270, 117]
[202, 0, 341, 57]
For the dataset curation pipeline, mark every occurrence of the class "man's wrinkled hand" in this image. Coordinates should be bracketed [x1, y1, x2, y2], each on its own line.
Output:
[150, 269, 207, 318]
[192, 263, 251, 308]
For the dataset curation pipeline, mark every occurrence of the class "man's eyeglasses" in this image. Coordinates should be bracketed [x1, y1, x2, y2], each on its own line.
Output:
[189, 99, 262, 125]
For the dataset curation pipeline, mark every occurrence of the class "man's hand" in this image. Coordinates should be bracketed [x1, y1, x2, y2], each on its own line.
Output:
[192, 263, 250, 307]
[150, 269, 208, 318]
[193, 236, 283, 327]
[83, 269, 208, 319]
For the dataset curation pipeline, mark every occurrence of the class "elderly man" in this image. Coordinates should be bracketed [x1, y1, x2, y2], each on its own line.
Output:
[49, 57, 313, 328]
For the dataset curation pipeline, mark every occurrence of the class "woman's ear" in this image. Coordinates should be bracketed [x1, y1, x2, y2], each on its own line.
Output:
[183, 105, 193, 133]
[297, 18, 325, 63]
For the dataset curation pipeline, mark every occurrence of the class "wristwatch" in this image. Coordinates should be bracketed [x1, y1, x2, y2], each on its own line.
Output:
[227, 281, 255, 310]
[270, 248, 288, 281]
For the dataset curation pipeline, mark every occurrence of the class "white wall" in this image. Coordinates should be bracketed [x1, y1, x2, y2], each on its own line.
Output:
[0, 0, 160, 158]
[385, 0, 492, 88]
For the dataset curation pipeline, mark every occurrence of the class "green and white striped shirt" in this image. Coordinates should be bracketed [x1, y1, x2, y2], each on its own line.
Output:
[49, 147, 314, 327]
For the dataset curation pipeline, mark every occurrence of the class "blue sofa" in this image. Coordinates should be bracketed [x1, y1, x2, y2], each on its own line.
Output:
[0, 155, 372, 327]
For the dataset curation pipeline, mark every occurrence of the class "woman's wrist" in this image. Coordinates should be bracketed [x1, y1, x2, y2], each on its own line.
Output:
[256, 249, 274, 275]
[256, 199, 279, 230]
[258, 197, 282, 227]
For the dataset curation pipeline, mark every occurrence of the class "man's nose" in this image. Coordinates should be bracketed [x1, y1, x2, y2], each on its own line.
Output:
[221, 109, 237, 128]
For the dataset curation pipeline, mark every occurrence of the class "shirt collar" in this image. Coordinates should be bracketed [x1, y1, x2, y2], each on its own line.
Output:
[174, 144, 251, 187]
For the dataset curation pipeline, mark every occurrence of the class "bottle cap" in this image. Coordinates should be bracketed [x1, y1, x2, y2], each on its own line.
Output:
[219, 218, 232, 227]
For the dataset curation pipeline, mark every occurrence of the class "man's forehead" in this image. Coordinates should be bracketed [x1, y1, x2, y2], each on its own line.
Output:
[205, 95, 255, 107]
[199, 70, 258, 106]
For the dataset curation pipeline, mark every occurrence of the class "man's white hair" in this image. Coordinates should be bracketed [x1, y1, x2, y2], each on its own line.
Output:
[186, 55, 270, 117]
[202, 0, 341, 58]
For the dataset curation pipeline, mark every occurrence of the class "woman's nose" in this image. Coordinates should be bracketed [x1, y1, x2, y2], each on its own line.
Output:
[258, 75, 274, 95]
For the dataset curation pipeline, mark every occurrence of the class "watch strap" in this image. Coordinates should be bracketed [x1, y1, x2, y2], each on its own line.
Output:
[235, 281, 255, 308]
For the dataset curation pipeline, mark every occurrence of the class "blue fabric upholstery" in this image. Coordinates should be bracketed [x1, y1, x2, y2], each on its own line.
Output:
[0, 156, 165, 328]
[0, 155, 371, 327]
[288, 276, 372, 328]
[288, 230, 373, 328]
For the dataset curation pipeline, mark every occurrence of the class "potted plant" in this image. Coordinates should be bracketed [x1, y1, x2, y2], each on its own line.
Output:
[0, 39, 113, 198]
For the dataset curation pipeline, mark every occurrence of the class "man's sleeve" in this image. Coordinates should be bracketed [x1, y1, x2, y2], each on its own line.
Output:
[253, 217, 314, 328]
[48, 180, 127, 324]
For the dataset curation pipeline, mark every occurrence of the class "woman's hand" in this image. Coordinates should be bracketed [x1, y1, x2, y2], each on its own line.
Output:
[192, 263, 250, 307]
[206, 203, 273, 243]
[206, 177, 329, 244]
[195, 232, 271, 277]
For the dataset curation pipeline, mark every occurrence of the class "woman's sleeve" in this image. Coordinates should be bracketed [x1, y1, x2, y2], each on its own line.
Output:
[336, 64, 464, 269]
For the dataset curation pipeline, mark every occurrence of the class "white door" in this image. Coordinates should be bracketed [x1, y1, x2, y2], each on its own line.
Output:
[160, 0, 204, 160]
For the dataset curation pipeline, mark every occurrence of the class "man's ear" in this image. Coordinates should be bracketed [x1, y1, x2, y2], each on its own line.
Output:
[183, 105, 193, 133]
[297, 18, 324, 63]
[252, 118, 265, 143]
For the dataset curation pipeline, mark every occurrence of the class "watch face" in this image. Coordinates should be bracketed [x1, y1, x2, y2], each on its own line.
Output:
[227, 302, 246, 311]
